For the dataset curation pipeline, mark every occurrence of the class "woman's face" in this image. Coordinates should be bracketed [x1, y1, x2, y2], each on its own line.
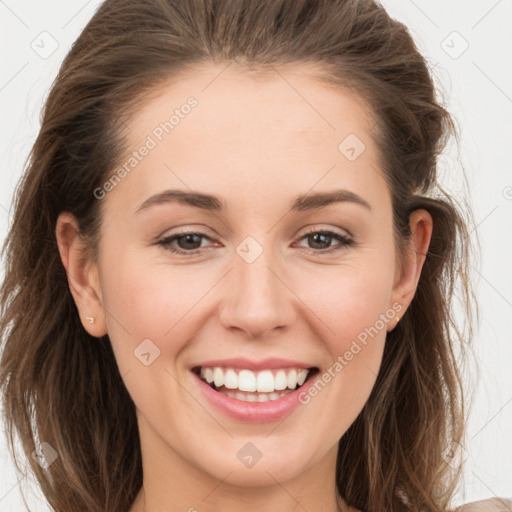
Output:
[59, 63, 431, 495]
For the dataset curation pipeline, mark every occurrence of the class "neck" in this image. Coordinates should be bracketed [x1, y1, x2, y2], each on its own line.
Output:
[134, 486, 350, 512]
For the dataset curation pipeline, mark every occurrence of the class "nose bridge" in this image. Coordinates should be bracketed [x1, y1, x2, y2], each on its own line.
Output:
[218, 235, 295, 338]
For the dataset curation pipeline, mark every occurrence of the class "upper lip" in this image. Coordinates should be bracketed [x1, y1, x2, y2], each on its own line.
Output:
[190, 357, 317, 371]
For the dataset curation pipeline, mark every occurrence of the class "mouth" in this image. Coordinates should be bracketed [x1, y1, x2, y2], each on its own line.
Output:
[191, 366, 320, 402]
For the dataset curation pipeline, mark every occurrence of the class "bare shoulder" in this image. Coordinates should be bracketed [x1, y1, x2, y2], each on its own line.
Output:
[453, 498, 512, 511]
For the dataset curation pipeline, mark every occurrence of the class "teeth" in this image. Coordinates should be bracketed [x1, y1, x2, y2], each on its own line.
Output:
[198, 366, 311, 393]
[274, 370, 288, 390]
[287, 369, 297, 389]
[204, 368, 214, 384]
[213, 367, 224, 388]
[224, 369, 238, 389]
[238, 369, 256, 392]
[222, 389, 292, 402]
[297, 369, 308, 386]
[256, 370, 274, 392]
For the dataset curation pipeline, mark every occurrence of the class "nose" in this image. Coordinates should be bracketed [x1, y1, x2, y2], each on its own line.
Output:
[218, 244, 297, 340]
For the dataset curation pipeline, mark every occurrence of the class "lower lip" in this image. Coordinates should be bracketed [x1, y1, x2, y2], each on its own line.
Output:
[192, 370, 318, 423]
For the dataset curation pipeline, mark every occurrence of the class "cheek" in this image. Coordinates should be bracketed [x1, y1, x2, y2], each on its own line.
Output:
[98, 252, 211, 417]
[99, 223, 396, 366]
[298, 261, 395, 350]
[294, 309, 388, 439]
[293, 259, 395, 418]
[97, 244, 215, 372]
[101, 242, 395, 349]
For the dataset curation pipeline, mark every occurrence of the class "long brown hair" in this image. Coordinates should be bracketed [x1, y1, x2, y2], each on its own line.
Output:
[0, 1, 478, 511]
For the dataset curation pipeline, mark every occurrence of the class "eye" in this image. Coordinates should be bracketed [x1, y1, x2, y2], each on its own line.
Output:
[294, 228, 354, 255]
[155, 227, 354, 256]
[156, 231, 214, 255]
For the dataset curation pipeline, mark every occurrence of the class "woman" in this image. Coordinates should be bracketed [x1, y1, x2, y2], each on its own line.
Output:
[0, 0, 509, 511]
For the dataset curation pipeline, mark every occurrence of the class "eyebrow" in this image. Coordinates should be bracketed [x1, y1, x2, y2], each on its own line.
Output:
[134, 188, 372, 214]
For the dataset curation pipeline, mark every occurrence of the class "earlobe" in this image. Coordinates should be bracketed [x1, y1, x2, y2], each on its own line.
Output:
[55, 212, 107, 337]
[387, 209, 433, 331]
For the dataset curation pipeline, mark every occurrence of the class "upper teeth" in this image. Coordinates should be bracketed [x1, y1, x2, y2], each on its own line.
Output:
[199, 367, 310, 392]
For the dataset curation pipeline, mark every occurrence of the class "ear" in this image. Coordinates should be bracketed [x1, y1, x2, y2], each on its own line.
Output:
[387, 209, 433, 332]
[55, 212, 107, 337]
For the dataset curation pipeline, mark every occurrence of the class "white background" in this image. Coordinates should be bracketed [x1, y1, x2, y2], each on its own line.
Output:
[0, 0, 511, 510]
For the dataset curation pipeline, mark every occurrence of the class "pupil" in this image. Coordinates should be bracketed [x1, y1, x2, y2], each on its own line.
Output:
[179, 234, 201, 249]
[309, 233, 330, 249]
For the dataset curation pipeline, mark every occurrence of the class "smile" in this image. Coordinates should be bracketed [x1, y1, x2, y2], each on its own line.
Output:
[193, 366, 317, 402]
[190, 366, 320, 424]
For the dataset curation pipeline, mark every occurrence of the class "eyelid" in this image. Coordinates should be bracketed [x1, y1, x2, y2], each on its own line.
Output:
[156, 224, 217, 239]
[299, 225, 352, 241]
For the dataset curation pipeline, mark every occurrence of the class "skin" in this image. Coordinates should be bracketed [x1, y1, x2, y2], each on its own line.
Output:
[56, 62, 433, 512]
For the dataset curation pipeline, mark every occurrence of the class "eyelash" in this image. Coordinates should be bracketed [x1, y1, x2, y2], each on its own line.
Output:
[156, 227, 354, 256]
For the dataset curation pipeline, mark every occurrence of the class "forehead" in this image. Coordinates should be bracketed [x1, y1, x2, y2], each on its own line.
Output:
[130, 61, 377, 138]
[105, 62, 389, 216]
